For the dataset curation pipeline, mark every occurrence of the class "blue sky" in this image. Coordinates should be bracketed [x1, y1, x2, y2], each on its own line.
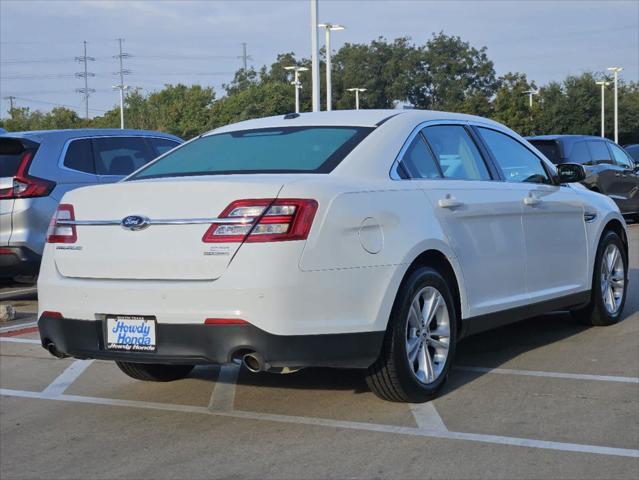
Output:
[1, 0, 637, 118]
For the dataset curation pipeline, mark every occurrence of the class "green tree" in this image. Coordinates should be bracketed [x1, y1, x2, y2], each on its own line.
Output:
[492, 72, 537, 136]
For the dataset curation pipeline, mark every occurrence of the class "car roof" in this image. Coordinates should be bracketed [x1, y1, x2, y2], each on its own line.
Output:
[206, 109, 505, 135]
[526, 134, 608, 143]
[0, 128, 183, 143]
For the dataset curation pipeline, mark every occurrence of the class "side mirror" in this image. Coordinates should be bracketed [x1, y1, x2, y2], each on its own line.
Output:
[557, 163, 586, 183]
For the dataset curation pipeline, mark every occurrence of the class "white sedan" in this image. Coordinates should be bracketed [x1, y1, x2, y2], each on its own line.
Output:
[37, 110, 629, 402]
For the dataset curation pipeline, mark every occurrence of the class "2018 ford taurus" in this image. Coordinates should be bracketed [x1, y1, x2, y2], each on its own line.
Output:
[37, 110, 629, 402]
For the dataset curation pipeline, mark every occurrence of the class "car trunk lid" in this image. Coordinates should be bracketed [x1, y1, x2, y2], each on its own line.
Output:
[53, 177, 284, 280]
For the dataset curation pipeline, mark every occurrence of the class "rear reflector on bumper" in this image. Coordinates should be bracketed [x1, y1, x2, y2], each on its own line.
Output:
[204, 318, 249, 326]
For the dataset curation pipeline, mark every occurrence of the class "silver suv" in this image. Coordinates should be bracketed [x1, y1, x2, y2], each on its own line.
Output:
[1, 129, 182, 279]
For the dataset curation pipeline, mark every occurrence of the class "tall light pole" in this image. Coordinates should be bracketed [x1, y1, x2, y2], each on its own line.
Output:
[113, 38, 131, 129]
[318, 23, 345, 111]
[285, 66, 309, 113]
[595, 81, 610, 138]
[346, 88, 366, 110]
[523, 89, 539, 108]
[310, 0, 320, 112]
[607, 66, 623, 143]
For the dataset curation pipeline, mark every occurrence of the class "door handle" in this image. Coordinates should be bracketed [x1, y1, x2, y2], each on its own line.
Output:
[523, 195, 541, 207]
[438, 195, 463, 209]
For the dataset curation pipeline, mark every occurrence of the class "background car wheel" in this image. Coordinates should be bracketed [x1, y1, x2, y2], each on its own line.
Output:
[115, 361, 194, 382]
[365, 266, 457, 402]
[571, 230, 628, 326]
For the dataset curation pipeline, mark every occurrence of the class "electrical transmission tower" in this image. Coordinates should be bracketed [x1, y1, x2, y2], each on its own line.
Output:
[75, 40, 95, 120]
[238, 42, 253, 70]
[113, 38, 132, 129]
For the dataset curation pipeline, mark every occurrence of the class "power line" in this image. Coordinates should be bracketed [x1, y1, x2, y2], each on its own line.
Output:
[238, 42, 253, 70]
[4, 96, 108, 113]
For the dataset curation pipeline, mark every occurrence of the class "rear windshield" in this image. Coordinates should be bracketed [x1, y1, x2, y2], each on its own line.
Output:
[130, 126, 373, 180]
[0, 138, 29, 177]
[529, 140, 561, 164]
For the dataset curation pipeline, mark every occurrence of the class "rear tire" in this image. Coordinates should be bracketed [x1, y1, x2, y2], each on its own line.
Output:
[571, 230, 628, 326]
[365, 267, 458, 402]
[115, 361, 194, 382]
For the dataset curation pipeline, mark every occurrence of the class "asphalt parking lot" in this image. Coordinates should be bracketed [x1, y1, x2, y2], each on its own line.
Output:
[1, 224, 637, 479]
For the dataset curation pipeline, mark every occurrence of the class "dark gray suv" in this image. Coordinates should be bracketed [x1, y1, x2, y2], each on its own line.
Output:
[1, 129, 182, 279]
[527, 135, 639, 220]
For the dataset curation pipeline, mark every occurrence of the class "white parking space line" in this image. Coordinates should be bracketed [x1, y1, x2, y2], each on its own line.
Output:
[455, 366, 639, 384]
[0, 337, 40, 344]
[410, 402, 448, 432]
[0, 321, 37, 333]
[1, 387, 637, 458]
[41, 360, 94, 396]
[208, 364, 240, 411]
[0, 287, 37, 299]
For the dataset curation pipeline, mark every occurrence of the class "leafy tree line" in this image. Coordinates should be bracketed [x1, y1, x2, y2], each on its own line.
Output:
[2, 33, 638, 143]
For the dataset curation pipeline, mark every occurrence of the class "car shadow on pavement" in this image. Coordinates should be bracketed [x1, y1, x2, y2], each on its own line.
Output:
[209, 266, 638, 400]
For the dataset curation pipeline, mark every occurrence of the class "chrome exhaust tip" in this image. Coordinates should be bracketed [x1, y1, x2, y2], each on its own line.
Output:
[242, 352, 267, 373]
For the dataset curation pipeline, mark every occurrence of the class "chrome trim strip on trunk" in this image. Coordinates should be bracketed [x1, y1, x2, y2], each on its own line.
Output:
[57, 217, 255, 226]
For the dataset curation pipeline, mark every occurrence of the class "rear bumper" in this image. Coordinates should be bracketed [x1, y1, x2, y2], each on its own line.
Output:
[0, 246, 41, 278]
[38, 314, 384, 368]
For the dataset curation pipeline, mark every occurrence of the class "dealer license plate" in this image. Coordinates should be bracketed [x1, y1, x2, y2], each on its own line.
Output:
[106, 315, 157, 352]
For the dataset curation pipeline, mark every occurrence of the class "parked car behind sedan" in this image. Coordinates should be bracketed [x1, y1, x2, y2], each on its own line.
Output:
[1, 129, 182, 279]
[526, 135, 639, 220]
[37, 111, 629, 402]
[624, 144, 639, 164]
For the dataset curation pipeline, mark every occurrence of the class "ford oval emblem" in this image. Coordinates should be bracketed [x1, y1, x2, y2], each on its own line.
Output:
[121, 215, 150, 231]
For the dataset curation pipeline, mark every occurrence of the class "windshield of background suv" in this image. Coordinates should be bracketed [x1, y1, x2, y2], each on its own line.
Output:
[528, 140, 561, 164]
[130, 126, 373, 180]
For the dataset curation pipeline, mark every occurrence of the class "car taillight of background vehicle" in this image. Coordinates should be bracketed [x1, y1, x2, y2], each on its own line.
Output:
[0, 150, 56, 199]
[202, 199, 318, 243]
[46, 204, 77, 244]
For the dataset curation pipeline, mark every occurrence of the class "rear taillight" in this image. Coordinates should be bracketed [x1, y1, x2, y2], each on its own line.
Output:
[47, 204, 77, 244]
[0, 150, 55, 199]
[202, 198, 318, 243]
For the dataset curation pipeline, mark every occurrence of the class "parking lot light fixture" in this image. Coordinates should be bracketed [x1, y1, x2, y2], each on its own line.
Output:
[607, 67, 623, 143]
[318, 23, 345, 111]
[284, 66, 309, 114]
[310, 0, 320, 112]
[595, 81, 610, 137]
[523, 89, 539, 108]
[346, 88, 367, 110]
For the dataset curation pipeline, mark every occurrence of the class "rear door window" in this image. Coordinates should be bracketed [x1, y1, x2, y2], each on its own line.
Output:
[421, 125, 491, 181]
[148, 137, 180, 156]
[587, 141, 612, 164]
[398, 135, 442, 179]
[0, 138, 28, 177]
[63, 138, 95, 174]
[93, 137, 157, 176]
[567, 141, 591, 164]
[478, 128, 551, 184]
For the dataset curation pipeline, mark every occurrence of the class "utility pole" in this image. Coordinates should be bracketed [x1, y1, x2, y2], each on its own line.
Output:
[318, 23, 345, 111]
[595, 81, 610, 138]
[607, 66, 623, 143]
[113, 38, 131, 129]
[310, 0, 320, 112]
[75, 40, 95, 121]
[285, 66, 309, 113]
[4, 95, 16, 111]
[346, 88, 366, 110]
